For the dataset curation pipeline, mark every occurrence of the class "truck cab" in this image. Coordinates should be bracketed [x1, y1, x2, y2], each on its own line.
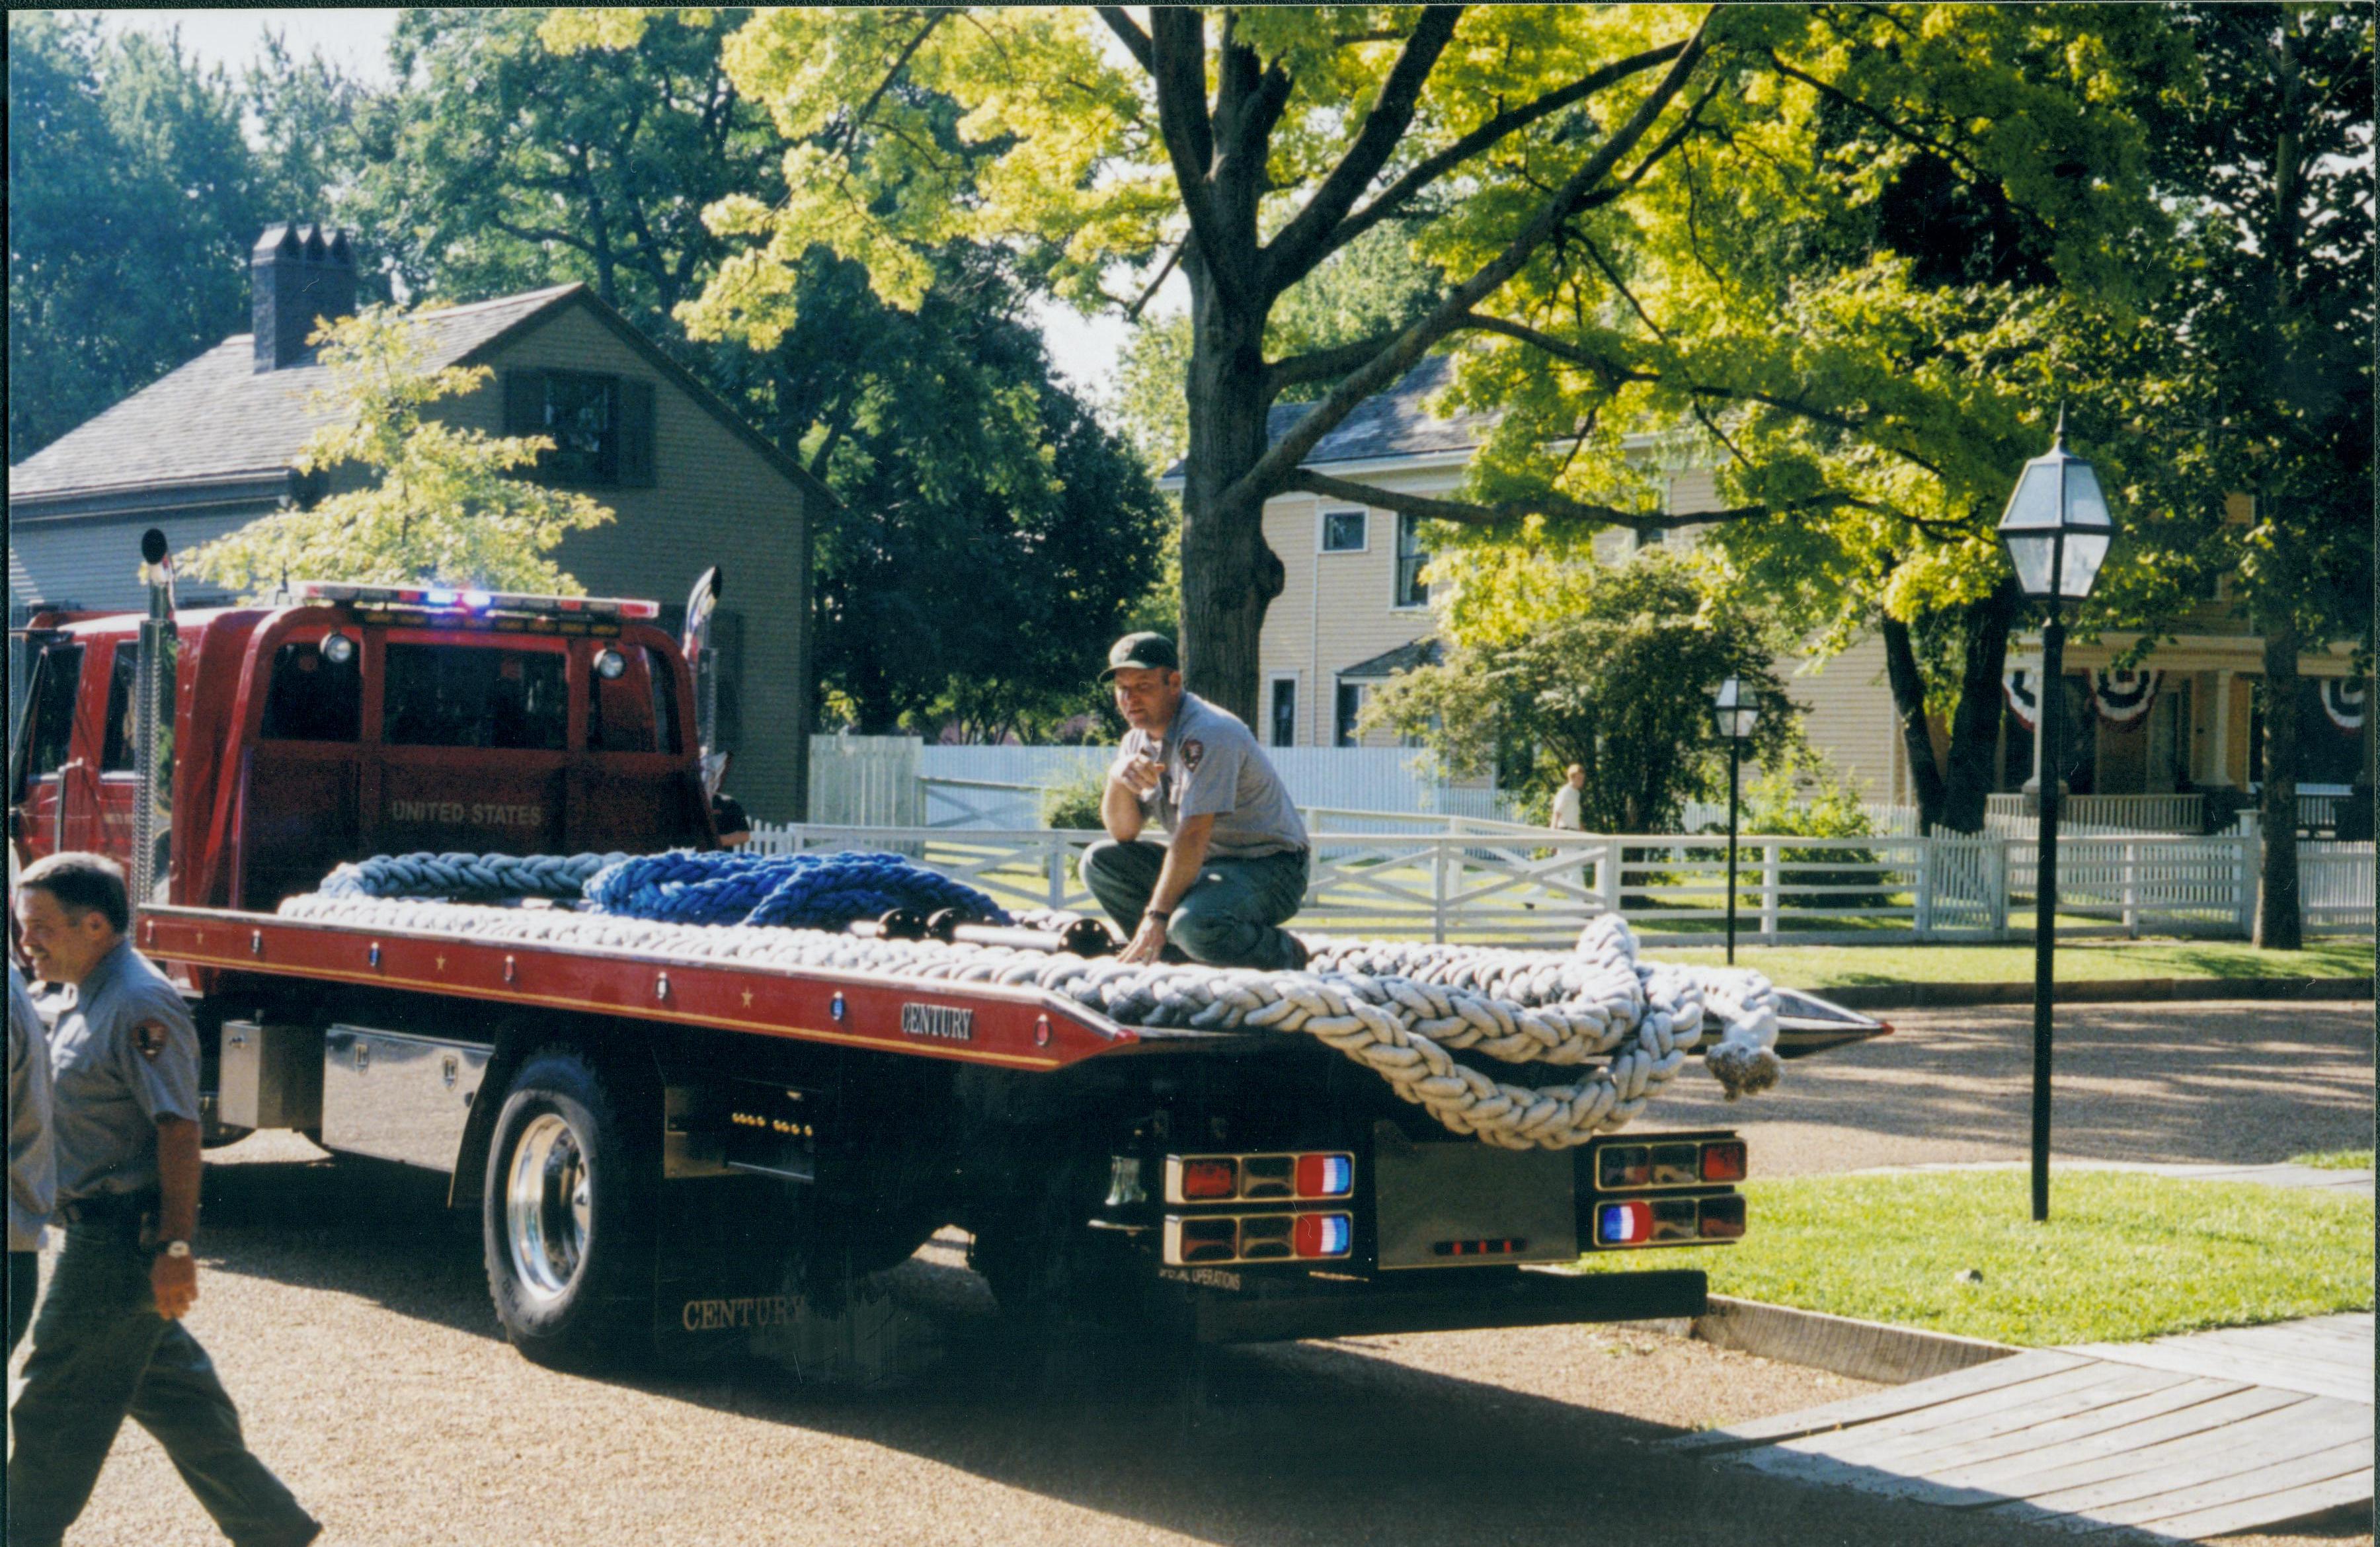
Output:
[10, 582, 715, 912]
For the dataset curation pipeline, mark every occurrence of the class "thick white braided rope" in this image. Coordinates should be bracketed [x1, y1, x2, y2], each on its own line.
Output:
[274, 897, 1781, 1148]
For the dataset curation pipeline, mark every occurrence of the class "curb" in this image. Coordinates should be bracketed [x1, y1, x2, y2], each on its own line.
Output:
[1688, 1294, 2018, 1385]
[1818, 976, 2371, 1010]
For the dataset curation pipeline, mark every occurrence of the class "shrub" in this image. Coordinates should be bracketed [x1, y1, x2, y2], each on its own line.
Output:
[1737, 754, 1894, 915]
[1041, 762, 1108, 830]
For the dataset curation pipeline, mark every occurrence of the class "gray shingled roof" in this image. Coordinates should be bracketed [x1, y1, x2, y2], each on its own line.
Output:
[1164, 353, 1493, 481]
[9, 284, 580, 503]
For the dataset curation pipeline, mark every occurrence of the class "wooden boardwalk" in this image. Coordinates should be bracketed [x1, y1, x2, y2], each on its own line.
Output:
[1673, 1314, 2375, 1542]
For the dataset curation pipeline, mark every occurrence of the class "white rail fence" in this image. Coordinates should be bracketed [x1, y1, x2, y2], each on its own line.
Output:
[747, 822, 2373, 948]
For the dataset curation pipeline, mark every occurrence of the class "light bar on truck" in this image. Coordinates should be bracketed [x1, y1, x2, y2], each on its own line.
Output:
[290, 580, 661, 620]
[1163, 1151, 1355, 1205]
[1162, 1210, 1353, 1267]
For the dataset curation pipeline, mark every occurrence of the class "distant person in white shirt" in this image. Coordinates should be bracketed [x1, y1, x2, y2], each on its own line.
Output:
[1550, 764, 1586, 831]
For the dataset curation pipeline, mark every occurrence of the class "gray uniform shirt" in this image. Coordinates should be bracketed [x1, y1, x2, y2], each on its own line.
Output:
[45, 938, 200, 1204]
[1116, 692, 1308, 859]
[9, 962, 56, 1251]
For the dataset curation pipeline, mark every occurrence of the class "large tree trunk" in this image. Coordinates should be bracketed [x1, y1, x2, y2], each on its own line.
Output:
[1177, 254, 1283, 727]
[1880, 614, 1947, 831]
[2254, 612, 2303, 948]
[1939, 581, 2022, 834]
[1878, 586, 2020, 835]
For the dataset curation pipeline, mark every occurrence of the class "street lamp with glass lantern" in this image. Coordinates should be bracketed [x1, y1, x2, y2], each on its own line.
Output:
[1712, 677, 1759, 965]
[1995, 410, 2113, 1222]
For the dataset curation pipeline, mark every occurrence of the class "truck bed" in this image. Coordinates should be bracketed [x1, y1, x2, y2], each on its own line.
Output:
[140, 903, 1170, 1073]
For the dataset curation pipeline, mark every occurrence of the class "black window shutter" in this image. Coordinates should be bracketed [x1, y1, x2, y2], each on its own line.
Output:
[711, 608, 743, 753]
[618, 379, 656, 487]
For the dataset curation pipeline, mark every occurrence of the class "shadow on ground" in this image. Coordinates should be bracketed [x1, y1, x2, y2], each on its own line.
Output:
[190, 1147, 2221, 1547]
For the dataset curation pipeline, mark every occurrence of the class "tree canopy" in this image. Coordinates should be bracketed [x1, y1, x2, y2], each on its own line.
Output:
[1367, 547, 1798, 832]
[356, 8, 1167, 740]
[7, 13, 358, 459]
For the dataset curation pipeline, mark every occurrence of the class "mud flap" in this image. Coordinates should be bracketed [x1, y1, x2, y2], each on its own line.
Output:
[648, 1176, 949, 1386]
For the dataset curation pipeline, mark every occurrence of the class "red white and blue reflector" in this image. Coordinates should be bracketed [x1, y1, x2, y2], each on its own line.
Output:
[1294, 1212, 1352, 1258]
[1296, 1153, 1353, 1198]
[1597, 1201, 1653, 1246]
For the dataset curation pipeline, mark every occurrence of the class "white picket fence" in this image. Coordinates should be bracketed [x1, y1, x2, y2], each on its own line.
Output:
[746, 820, 2374, 948]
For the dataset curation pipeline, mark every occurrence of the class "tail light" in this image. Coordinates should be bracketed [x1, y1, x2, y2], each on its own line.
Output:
[1700, 1141, 1747, 1183]
[1179, 1158, 1237, 1200]
[1165, 1151, 1354, 1205]
[1597, 1136, 1749, 1191]
[1163, 1211, 1352, 1267]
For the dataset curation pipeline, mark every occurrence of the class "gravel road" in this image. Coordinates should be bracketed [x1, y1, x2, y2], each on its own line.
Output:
[11, 999, 2371, 1547]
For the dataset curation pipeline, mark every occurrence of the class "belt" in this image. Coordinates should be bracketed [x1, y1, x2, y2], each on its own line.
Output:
[58, 1192, 159, 1226]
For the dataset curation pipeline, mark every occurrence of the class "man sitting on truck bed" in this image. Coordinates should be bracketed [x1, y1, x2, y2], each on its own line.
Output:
[1082, 633, 1310, 971]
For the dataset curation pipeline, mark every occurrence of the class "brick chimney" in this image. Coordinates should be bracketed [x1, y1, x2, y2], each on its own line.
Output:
[251, 223, 358, 372]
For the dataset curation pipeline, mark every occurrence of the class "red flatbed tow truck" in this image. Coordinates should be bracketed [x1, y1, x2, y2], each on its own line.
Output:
[9, 543, 1885, 1371]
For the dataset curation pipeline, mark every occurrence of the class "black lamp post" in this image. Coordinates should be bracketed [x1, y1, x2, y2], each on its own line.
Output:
[1712, 678, 1759, 965]
[1996, 411, 2113, 1222]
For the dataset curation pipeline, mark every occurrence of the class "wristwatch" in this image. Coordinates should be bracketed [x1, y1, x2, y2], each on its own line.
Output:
[159, 1239, 192, 1260]
[1142, 908, 1171, 925]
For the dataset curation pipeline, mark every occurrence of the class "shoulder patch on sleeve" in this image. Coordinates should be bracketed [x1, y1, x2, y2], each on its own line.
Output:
[134, 1021, 169, 1061]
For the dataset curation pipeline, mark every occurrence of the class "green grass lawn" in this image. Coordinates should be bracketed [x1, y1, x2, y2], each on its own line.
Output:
[1575, 1170, 2374, 1345]
[2288, 1149, 2377, 1171]
[1653, 937, 2374, 988]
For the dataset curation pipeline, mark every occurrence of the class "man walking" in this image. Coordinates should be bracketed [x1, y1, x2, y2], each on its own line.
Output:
[1550, 764, 1587, 832]
[1081, 633, 1311, 970]
[9, 853, 319, 1547]
[9, 957, 55, 1354]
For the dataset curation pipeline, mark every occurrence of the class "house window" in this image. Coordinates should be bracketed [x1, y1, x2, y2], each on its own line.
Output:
[1394, 513, 1430, 608]
[1321, 509, 1368, 552]
[504, 369, 657, 489]
[1334, 680, 1368, 747]
[1269, 677, 1298, 748]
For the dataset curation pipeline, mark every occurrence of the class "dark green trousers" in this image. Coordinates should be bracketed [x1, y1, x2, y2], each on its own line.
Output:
[1080, 839, 1310, 969]
[7, 1216, 318, 1547]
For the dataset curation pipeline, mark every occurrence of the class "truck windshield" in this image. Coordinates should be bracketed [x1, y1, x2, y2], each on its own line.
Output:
[383, 643, 567, 751]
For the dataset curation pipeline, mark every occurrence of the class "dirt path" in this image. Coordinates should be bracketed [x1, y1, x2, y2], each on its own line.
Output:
[1653, 998, 2375, 1177]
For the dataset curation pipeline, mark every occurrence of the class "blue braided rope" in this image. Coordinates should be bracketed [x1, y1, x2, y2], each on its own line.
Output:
[319, 848, 1009, 932]
[319, 851, 623, 901]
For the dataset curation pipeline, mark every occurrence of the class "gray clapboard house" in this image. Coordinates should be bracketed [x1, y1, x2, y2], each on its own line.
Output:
[8, 223, 830, 818]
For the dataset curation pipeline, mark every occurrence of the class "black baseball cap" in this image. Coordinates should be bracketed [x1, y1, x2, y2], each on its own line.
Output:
[1099, 631, 1179, 679]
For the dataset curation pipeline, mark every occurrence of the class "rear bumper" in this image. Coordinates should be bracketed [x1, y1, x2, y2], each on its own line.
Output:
[1187, 1266, 1706, 1345]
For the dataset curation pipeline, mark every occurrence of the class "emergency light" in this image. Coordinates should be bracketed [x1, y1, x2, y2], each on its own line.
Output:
[291, 580, 661, 621]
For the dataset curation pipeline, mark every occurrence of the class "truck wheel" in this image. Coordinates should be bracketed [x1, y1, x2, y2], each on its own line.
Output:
[482, 1047, 656, 1369]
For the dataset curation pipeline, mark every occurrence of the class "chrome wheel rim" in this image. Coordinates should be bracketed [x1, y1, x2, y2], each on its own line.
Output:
[505, 1113, 590, 1303]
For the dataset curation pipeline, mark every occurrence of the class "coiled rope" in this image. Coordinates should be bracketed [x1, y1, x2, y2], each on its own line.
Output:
[321, 851, 625, 902]
[279, 853, 1784, 1149]
[321, 848, 1009, 931]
